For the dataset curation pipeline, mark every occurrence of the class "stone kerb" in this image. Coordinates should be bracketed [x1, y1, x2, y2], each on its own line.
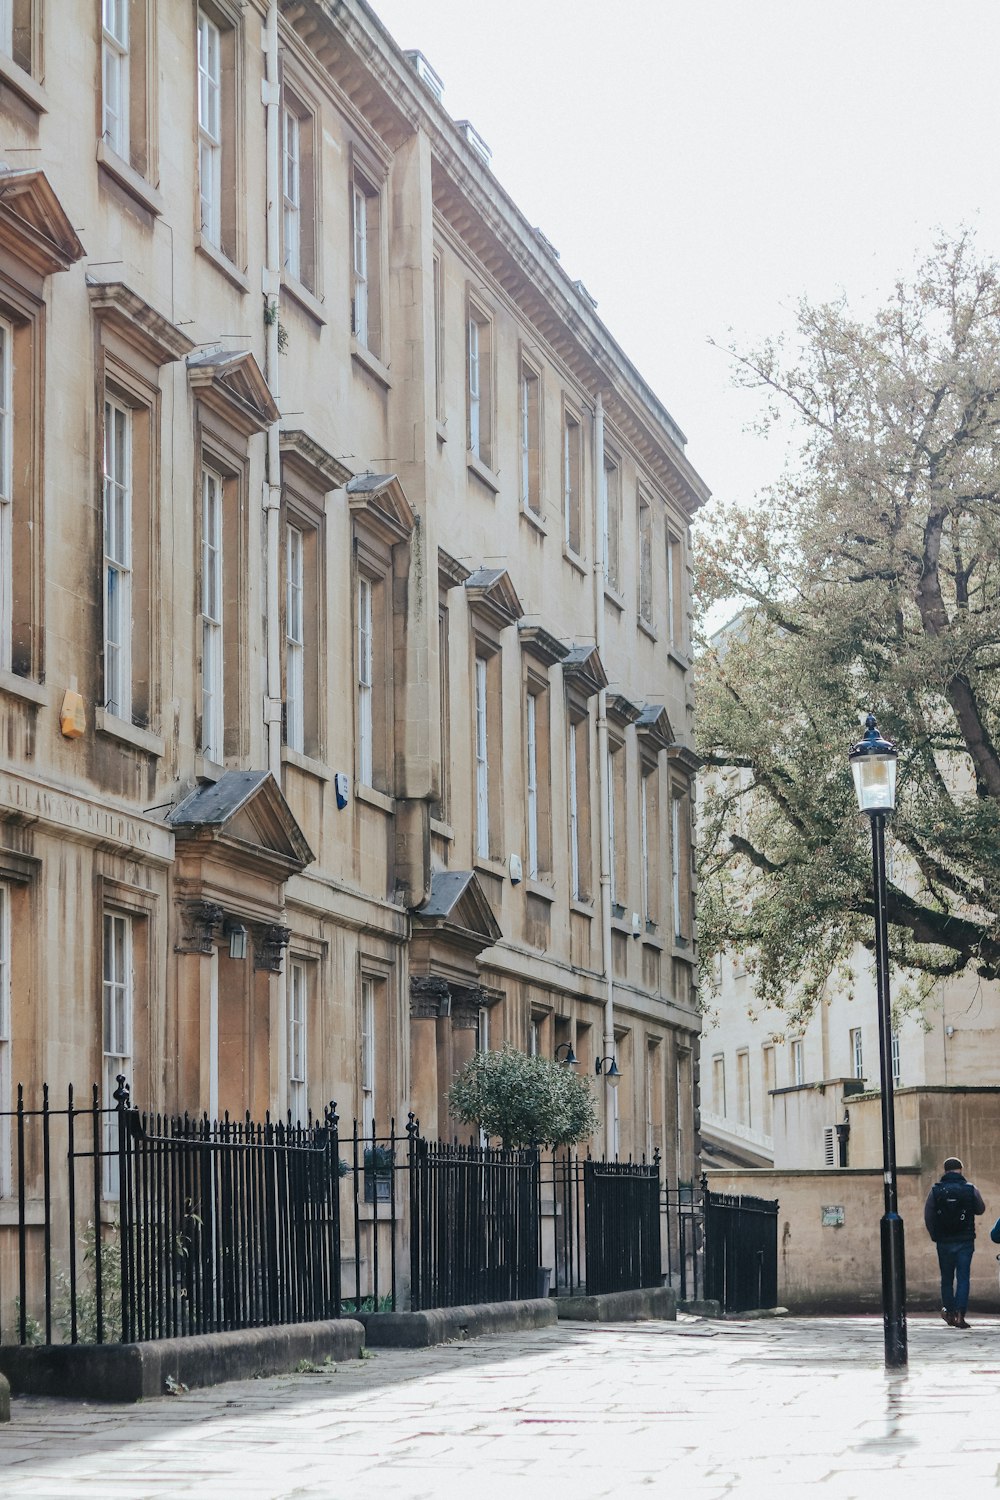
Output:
[0, 1319, 365, 1403]
[555, 1285, 677, 1323]
[357, 1298, 557, 1347]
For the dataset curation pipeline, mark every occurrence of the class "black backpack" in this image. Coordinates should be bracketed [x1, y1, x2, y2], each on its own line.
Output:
[933, 1181, 976, 1238]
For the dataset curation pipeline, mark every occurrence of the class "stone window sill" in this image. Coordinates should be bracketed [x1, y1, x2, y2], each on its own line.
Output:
[0, 669, 48, 707]
[0, 53, 46, 114]
[196, 234, 250, 294]
[95, 707, 164, 757]
[281, 274, 326, 327]
[355, 781, 395, 815]
[467, 452, 500, 494]
[351, 338, 391, 389]
[96, 141, 164, 217]
[281, 745, 330, 782]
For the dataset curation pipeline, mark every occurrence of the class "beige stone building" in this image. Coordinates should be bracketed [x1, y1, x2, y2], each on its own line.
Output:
[0, 0, 708, 1192]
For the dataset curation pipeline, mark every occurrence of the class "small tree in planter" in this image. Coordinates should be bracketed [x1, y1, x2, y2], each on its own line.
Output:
[447, 1043, 599, 1150]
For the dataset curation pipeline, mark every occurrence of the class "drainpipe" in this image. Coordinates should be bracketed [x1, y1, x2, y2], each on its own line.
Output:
[262, 4, 285, 1117]
[263, 1, 282, 780]
[593, 392, 615, 1158]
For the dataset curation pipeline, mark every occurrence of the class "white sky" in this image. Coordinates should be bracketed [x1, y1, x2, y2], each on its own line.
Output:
[370, 0, 1000, 513]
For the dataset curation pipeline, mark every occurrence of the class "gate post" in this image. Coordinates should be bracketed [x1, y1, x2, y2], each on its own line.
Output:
[406, 1113, 420, 1311]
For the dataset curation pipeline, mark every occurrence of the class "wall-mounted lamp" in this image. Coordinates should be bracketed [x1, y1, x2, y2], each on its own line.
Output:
[224, 919, 248, 961]
[554, 1042, 578, 1066]
[595, 1055, 620, 1088]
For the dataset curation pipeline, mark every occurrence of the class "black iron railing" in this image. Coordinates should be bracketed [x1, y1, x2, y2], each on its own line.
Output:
[0, 1081, 345, 1346]
[582, 1158, 661, 1296]
[341, 1117, 404, 1315]
[115, 1085, 343, 1341]
[0, 1082, 118, 1346]
[2, 1082, 729, 1344]
[408, 1129, 540, 1310]
[543, 1151, 586, 1294]
[704, 1189, 779, 1313]
[538, 1152, 666, 1298]
[663, 1181, 706, 1303]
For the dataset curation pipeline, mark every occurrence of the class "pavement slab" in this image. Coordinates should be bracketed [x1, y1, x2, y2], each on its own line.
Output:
[2, 1315, 1000, 1496]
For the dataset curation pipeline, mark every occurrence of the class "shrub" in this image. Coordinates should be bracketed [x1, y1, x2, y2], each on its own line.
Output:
[447, 1044, 599, 1149]
[54, 1220, 122, 1344]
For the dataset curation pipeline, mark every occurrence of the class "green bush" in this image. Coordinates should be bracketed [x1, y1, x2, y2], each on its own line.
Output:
[447, 1043, 599, 1149]
[54, 1220, 122, 1345]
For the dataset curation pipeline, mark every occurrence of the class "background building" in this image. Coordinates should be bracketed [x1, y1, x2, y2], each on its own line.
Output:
[0, 0, 708, 1214]
[699, 730, 1000, 1310]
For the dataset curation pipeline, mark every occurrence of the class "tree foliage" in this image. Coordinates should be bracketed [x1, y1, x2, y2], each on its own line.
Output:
[447, 1044, 599, 1149]
[696, 233, 1000, 1022]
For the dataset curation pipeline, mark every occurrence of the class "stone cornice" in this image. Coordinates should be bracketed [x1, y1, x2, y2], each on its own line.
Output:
[89, 280, 195, 366]
[279, 0, 709, 518]
[438, 548, 472, 592]
[280, 429, 353, 491]
[518, 623, 569, 670]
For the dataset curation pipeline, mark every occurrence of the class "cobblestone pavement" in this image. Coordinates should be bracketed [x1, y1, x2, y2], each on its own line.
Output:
[3, 1314, 1000, 1498]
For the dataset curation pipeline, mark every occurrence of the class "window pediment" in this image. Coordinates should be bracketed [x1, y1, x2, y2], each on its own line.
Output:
[518, 622, 568, 670]
[438, 547, 471, 592]
[347, 472, 415, 546]
[280, 430, 353, 492]
[412, 869, 502, 948]
[187, 349, 280, 436]
[168, 770, 313, 874]
[465, 567, 523, 631]
[561, 643, 608, 698]
[89, 280, 195, 367]
[636, 703, 674, 752]
[0, 169, 85, 276]
[608, 692, 642, 727]
[668, 741, 701, 774]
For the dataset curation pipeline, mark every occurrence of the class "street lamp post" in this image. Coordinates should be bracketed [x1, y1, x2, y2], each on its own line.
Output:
[849, 712, 907, 1370]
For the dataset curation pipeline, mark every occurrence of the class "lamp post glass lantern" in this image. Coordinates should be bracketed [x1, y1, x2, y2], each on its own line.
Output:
[595, 1055, 620, 1088]
[849, 712, 907, 1369]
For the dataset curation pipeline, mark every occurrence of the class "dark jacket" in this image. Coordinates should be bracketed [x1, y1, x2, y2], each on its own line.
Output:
[924, 1171, 986, 1242]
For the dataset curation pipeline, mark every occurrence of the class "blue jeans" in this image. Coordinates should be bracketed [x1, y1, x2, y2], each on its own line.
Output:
[937, 1238, 975, 1312]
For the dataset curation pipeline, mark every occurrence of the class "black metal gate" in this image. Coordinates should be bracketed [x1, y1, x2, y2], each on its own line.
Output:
[407, 1133, 539, 1310]
[583, 1159, 661, 1296]
[704, 1189, 778, 1313]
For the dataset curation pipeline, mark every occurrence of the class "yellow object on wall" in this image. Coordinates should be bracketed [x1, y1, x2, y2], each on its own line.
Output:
[59, 689, 85, 739]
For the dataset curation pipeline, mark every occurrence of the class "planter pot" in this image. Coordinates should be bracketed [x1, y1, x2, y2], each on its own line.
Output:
[363, 1169, 392, 1204]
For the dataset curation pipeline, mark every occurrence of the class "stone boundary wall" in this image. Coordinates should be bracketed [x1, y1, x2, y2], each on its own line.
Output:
[707, 1167, 1000, 1313]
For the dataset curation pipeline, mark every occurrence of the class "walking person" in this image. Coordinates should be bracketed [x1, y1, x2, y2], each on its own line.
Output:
[924, 1156, 986, 1328]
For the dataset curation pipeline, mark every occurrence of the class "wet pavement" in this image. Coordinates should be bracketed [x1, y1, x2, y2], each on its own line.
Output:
[2, 1313, 1000, 1497]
